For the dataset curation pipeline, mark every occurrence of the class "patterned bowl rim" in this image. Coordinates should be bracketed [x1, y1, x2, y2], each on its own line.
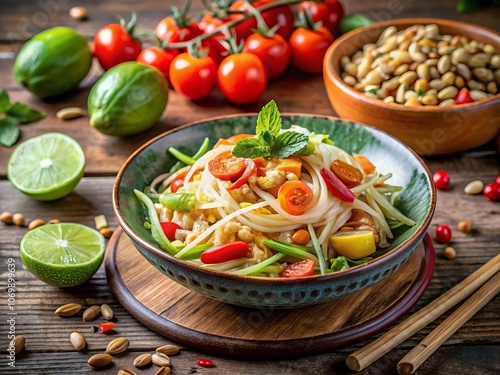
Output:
[113, 113, 436, 285]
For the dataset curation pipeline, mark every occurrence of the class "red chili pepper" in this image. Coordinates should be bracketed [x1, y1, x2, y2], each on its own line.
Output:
[436, 224, 452, 244]
[200, 241, 250, 264]
[227, 158, 257, 190]
[320, 167, 355, 203]
[483, 183, 500, 202]
[455, 89, 473, 105]
[196, 358, 214, 367]
[98, 322, 115, 333]
[432, 170, 450, 190]
[160, 222, 182, 241]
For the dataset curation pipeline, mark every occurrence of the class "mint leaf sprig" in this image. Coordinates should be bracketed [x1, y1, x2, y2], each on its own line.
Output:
[0, 89, 45, 147]
[232, 100, 312, 159]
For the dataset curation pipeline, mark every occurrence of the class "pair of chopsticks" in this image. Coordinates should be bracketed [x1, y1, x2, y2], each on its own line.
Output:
[347, 253, 500, 374]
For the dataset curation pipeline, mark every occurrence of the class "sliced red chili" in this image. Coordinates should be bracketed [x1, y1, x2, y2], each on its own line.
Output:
[320, 167, 356, 203]
[196, 358, 214, 367]
[160, 221, 182, 241]
[227, 158, 257, 190]
[200, 241, 250, 264]
[98, 322, 115, 333]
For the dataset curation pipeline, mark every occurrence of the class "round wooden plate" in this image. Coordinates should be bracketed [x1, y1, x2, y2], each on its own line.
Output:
[105, 228, 435, 357]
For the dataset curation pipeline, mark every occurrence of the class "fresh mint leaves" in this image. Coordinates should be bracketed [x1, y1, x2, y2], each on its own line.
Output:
[0, 89, 45, 147]
[232, 100, 310, 159]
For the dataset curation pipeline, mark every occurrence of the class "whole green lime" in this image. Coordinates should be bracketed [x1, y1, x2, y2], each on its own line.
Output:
[20, 223, 106, 287]
[88, 62, 169, 136]
[14, 27, 92, 98]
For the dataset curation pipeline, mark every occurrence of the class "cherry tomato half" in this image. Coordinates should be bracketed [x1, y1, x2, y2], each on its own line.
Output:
[98, 322, 115, 333]
[320, 167, 356, 203]
[154, 16, 201, 43]
[436, 224, 452, 244]
[137, 46, 179, 81]
[278, 181, 314, 215]
[93, 24, 142, 71]
[483, 183, 500, 202]
[217, 53, 267, 104]
[289, 26, 334, 74]
[281, 259, 315, 278]
[243, 33, 290, 79]
[200, 241, 250, 264]
[208, 152, 247, 181]
[299, 0, 344, 36]
[433, 170, 450, 190]
[160, 221, 182, 241]
[331, 160, 363, 188]
[170, 53, 217, 100]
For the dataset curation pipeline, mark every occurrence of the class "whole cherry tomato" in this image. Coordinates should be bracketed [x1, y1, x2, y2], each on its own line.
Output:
[93, 23, 141, 71]
[199, 13, 229, 65]
[289, 26, 334, 73]
[278, 180, 314, 215]
[433, 170, 450, 190]
[299, 0, 344, 36]
[243, 32, 290, 79]
[137, 46, 179, 81]
[483, 183, 500, 202]
[217, 53, 267, 104]
[281, 259, 315, 278]
[496, 176, 500, 185]
[436, 224, 452, 244]
[155, 15, 201, 43]
[169, 52, 217, 100]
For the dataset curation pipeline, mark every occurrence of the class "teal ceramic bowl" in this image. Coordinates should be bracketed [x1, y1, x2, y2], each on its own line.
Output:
[113, 114, 436, 308]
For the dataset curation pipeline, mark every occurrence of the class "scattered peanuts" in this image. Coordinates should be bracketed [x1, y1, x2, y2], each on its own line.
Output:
[0, 212, 13, 224]
[56, 107, 84, 121]
[28, 219, 46, 230]
[443, 246, 456, 259]
[340, 24, 499, 106]
[69, 6, 87, 20]
[464, 180, 484, 195]
[100, 227, 113, 239]
[12, 213, 25, 226]
[48, 219, 62, 224]
[458, 220, 472, 233]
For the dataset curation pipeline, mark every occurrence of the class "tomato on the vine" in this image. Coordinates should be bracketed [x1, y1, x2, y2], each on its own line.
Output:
[289, 25, 334, 74]
[137, 46, 179, 81]
[155, 3, 201, 44]
[199, 13, 229, 64]
[93, 20, 142, 71]
[217, 53, 267, 104]
[169, 52, 217, 100]
[243, 32, 290, 79]
[299, 0, 344, 36]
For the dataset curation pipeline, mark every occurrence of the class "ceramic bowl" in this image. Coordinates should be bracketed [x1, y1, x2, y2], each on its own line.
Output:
[323, 18, 500, 156]
[113, 114, 436, 308]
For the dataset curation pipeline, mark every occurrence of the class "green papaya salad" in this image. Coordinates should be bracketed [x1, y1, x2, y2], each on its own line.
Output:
[135, 101, 415, 278]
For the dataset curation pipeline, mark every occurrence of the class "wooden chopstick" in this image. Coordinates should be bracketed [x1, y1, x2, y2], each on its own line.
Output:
[397, 271, 500, 374]
[346, 253, 500, 372]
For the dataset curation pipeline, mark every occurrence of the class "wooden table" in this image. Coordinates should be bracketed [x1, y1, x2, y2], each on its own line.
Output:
[1, 1, 499, 374]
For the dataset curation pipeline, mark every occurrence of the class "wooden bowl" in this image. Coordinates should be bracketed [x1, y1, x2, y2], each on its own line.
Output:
[323, 18, 500, 156]
[113, 114, 436, 308]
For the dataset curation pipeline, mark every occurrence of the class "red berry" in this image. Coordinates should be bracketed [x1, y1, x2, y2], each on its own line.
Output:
[436, 224, 452, 244]
[196, 358, 214, 367]
[433, 170, 450, 190]
[483, 183, 500, 202]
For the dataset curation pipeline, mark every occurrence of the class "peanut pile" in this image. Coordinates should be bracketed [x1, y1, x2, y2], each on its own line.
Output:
[340, 24, 499, 106]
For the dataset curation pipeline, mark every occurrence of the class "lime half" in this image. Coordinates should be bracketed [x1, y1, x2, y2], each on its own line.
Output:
[20, 223, 106, 287]
[7, 132, 85, 201]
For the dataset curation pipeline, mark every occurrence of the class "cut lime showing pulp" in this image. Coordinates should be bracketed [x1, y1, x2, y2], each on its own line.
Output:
[7, 132, 85, 201]
[20, 223, 106, 287]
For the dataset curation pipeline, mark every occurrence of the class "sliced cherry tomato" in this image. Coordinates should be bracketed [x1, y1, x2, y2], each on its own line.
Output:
[455, 88, 473, 104]
[217, 53, 267, 104]
[483, 183, 500, 202]
[353, 154, 376, 174]
[200, 241, 250, 264]
[299, 0, 344, 36]
[208, 152, 247, 181]
[433, 170, 450, 190]
[227, 158, 257, 190]
[154, 15, 201, 44]
[289, 26, 334, 74]
[93, 23, 142, 71]
[281, 259, 315, 278]
[98, 322, 115, 333]
[214, 134, 254, 148]
[160, 221, 182, 241]
[169, 52, 217, 100]
[331, 160, 363, 188]
[320, 167, 356, 203]
[243, 32, 290, 79]
[137, 46, 179, 81]
[278, 181, 314, 215]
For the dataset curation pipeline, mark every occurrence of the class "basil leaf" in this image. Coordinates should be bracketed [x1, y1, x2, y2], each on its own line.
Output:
[256, 100, 281, 137]
[7, 102, 45, 123]
[270, 131, 309, 158]
[0, 117, 20, 147]
[0, 89, 11, 113]
[232, 137, 270, 158]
